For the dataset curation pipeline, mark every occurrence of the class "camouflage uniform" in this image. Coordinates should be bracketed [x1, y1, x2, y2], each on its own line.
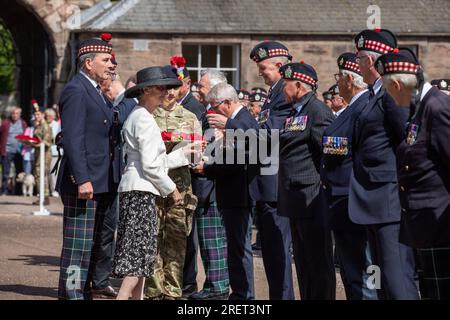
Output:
[34, 120, 53, 197]
[146, 103, 201, 299]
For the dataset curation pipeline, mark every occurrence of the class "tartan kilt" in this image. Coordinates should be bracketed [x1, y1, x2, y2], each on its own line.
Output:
[416, 247, 450, 300]
[58, 193, 98, 300]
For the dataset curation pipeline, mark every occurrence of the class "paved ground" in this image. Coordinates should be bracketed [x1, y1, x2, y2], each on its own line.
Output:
[0, 195, 345, 300]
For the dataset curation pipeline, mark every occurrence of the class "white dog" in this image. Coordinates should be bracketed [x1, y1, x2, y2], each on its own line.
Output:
[16, 172, 35, 197]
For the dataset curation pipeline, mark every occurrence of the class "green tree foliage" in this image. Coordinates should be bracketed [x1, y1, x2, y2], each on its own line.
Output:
[0, 21, 15, 94]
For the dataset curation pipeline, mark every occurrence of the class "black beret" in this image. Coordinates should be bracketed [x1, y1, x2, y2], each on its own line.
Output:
[355, 29, 397, 54]
[430, 79, 450, 92]
[279, 62, 318, 87]
[337, 52, 361, 75]
[78, 33, 113, 58]
[250, 41, 292, 63]
[375, 48, 421, 76]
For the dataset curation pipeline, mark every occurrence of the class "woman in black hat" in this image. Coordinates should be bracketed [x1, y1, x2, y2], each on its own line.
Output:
[112, 66, 198, 300]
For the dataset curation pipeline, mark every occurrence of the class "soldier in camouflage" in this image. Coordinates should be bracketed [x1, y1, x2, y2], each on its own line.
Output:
[32, 110, 53, 205]
[145, 83, 202, 300]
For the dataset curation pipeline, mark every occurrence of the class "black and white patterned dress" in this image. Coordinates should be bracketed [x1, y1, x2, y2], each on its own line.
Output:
[112, 191, 158, 278]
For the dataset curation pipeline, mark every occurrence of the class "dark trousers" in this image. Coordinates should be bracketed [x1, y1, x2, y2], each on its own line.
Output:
[221, 207, 254, 300]
[58, 192, 116, 300]
[290, 215, 336, 300]
[1, 152, 23, 194]
[91, 193, 118, 289]
[256, 201, 294, 300]
[334, 229, 378, 300]
[183, 210, 198, 287]
[366, 222, 419, 300]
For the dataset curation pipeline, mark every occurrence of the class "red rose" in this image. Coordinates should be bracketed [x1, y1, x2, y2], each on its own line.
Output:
[207, 110, 217, 115]
[161, 131, 172, 141]
[31, 99, 38, 104]
[170, 56, 186, 68]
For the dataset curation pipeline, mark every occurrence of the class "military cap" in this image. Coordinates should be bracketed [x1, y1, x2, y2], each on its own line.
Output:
[328, 84, 340, 96]
[322, 91, 332, 101]
[170, 56, 190, 80]
[237, 89, 250, 101]
[337, 52, 361, 75]
[375, 48, 421, 76]
[250, 41, 292, 63]
[249, 92, 267, 104]
[251, 87, 268, 94]
[355, 28, 397, 54]
[279, 61, 318, 88]
[430, 79, 450, 92]
[78, 33, 113, 58]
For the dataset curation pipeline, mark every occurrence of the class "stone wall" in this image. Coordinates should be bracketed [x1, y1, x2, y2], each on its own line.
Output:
[87, 33, 450, 97]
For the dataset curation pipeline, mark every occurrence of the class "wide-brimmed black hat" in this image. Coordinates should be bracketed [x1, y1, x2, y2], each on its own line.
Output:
[125, 66, 182, 98]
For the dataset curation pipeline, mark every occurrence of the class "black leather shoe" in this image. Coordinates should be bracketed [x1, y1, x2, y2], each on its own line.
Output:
[181, 284, 198, 298]
[92, 285, 118, 299]
[188, 290, 229, 300]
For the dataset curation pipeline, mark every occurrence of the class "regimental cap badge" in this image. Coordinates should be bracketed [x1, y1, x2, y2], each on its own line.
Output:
[339, 57, 344, 66]
[376, 60, 384, 75]
[238, 92, 244, 99]
[285, 66, 293, 78]
[255, 94, 261, 101]
[358, 36, 364, 49]
[440, 80, 448, 89]
[258, 47, 268, 59]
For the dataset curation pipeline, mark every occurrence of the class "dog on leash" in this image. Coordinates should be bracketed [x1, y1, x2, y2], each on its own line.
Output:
[16, 172, 35, 197]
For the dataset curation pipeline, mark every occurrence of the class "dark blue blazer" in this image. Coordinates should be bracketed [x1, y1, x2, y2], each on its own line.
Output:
[397, 87, 450, 248]
[181, 91, 206, 120]
[204, 107, 259, 209]
[250, 79, 292, 203]
[56, 73, 132, 195]
[348, 82, 409, 225]
[111, 95, 137, 184]
[320, 91, 370, 229]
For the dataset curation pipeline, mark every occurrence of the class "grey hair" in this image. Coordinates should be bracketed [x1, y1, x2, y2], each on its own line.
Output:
[382, 73, 418, 88]
[300, 82, 313, 92]
[77, 52, 97, 71]
[44, 108, 56, 117]
[200, 69, 228, 87]
[206, 83, 238, 103]
[341, 70, 368, 89]
[267, 56, 289, 66]
[360, 50, 382, 61]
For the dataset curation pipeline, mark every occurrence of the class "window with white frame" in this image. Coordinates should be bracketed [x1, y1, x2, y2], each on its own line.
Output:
[182, 44, 240, 87]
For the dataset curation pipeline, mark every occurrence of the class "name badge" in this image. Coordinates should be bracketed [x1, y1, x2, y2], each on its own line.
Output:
[322, 136, 349, 155]
[406, 123, 420, 145]
[258, 109, 270, 124]
[285, 115, 308, 132]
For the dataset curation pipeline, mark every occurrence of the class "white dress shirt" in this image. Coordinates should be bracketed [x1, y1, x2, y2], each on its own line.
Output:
[118, 105, 189, 197]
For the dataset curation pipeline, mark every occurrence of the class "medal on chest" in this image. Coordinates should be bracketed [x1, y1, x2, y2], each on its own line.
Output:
[285, 114, 308, 132]
[258, 109, 270, 124]
[322, 136, 349, 155]
[406, 123, 420, 145]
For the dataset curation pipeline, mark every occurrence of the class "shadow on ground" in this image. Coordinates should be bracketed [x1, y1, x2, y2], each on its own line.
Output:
[0, 284, 58, 299]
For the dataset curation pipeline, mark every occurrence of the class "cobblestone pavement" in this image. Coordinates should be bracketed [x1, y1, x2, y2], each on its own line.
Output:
[0, 195, 345, 300]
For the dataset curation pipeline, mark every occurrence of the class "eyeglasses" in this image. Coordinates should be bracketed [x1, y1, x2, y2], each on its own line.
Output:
[211, 100, 226, 109]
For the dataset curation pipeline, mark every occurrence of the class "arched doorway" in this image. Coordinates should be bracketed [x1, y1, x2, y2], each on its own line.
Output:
[0, 0, 56, 121]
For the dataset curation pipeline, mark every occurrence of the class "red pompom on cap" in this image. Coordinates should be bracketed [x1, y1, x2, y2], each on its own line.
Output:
[392, 48, 399, 53]
[170, 56, 186, 68]
[31, 99, 37, 104]
[101, 33, 112, 42]
[375, 27, 381, 32]
[300, 60, 305, 64]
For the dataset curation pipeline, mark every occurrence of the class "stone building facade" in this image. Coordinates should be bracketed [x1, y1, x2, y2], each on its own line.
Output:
[1, 0, 449, 116]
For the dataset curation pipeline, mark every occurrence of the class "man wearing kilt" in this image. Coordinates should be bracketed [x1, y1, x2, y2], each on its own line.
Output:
[376, 49, 450, 300]
[56, 33, 121, 300]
